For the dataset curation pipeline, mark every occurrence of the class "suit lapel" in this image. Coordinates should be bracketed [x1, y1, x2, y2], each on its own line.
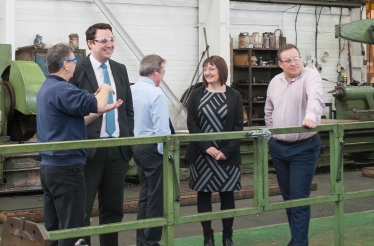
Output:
[83, 55, 99, 92]
[109, 60, 124, 100]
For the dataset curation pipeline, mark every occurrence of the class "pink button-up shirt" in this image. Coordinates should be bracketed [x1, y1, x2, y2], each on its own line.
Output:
[264, 67, 325, 142]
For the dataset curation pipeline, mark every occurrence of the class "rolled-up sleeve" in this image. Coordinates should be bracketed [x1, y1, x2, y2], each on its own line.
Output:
[305, 72, 325, 124]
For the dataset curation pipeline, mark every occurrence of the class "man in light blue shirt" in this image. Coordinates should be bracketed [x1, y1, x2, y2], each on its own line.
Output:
[131, 54, 170, 246]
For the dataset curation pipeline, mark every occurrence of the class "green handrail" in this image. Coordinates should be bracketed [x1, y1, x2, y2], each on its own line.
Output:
[0, 122, 374, 245]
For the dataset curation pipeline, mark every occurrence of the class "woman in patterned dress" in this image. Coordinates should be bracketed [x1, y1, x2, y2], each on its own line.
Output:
[185, 56, 244, 246]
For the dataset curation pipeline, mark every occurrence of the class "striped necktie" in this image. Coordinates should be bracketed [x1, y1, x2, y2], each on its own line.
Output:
[100, 63, 115, 136]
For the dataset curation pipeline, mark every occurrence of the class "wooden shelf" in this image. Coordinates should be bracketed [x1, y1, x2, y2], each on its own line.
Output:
[233, 48, 281, 126]
[252, 65, 279, 68]
[234, 48, 279, 51]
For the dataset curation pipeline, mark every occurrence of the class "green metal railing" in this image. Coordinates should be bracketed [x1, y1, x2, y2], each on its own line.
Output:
[1, 122, 374, 245]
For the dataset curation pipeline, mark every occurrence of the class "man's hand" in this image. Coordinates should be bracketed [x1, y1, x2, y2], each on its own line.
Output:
[95, 84, 115, 96]
[105, 99, 123, 111]
[302, 118, 317, 128]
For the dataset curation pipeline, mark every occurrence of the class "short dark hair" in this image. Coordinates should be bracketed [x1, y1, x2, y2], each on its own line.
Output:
[202, 56, 228, 87]
[277, 44, 300, 61]
[46, 43, 74, 74]
[139, 54, 166, 76]
[85, 23, 113, 49]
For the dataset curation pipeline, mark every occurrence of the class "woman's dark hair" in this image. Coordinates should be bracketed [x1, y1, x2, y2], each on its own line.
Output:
[202, 56, 228, 87]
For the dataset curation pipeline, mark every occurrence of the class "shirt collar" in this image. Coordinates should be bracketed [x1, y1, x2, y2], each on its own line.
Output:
[138, 76, 156, 86]
[280, 67, 305, 83]
[89, 54, 109, 70]
[47, 75, 66, 82]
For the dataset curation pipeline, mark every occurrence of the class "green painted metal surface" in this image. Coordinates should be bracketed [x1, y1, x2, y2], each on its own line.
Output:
[172, 211, 374, 245]
[0, 122, 374, 245]
[9, 61, 45, 115]
[0, 44, 11, 77]
[335, 19, 374, 44]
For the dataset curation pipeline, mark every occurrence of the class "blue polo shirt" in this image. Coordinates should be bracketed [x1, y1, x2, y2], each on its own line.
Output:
[36, 75, 97, 166]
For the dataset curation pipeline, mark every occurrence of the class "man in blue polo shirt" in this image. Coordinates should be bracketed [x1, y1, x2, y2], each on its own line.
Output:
[36, 43, 122, 246]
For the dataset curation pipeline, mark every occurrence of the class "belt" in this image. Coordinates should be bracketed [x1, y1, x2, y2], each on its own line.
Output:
[275, 134, 319, 146]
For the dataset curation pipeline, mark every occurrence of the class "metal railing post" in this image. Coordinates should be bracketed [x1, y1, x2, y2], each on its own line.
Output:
[163, 136, 177, 245]
[330, 125, 345, 246]
[251, 130, 268, 209]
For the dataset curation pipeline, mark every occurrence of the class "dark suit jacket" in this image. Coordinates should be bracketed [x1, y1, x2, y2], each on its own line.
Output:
[69, 55, 134, 162]
[185, 86, 244, 166]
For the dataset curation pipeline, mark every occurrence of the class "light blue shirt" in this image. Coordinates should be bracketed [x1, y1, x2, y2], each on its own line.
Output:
[131, 76, 170, 154]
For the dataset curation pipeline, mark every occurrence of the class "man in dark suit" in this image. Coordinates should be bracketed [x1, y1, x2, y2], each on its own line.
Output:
[69, 23, 134, 246]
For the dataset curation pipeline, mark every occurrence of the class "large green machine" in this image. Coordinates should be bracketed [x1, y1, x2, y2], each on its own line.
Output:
[333, 18, 374, 121]
[0, 44, 45, 191]
[330, 85, 374, 121]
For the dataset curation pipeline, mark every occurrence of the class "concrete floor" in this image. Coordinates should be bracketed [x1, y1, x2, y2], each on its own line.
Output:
[0, 170, 373, 246]
[89, 170, 374, 246]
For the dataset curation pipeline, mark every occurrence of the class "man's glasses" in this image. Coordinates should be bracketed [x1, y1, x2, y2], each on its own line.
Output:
[59, 57, 78, 68]
[92, 37, 115, 45]
[280, 56, 301, 65]
[203, 65, 217, 72]
[158, 69, 166, 74]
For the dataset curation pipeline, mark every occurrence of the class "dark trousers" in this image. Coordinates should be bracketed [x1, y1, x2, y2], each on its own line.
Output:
[84, 147, 129, 246]
[40, 163, 86, 246]
[268, 136, 321, 246]
[133, 144, 163, 246]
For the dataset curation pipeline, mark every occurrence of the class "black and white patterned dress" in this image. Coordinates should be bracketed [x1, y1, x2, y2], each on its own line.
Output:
[189, 89, 241, 192]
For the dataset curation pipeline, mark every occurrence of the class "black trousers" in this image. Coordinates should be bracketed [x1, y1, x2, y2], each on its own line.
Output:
[133, 144, 164, 246]
[84, 147, 129, 246]
[40, 163, 86, 246]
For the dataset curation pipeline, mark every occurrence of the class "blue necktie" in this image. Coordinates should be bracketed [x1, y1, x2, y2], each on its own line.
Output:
[100, 63, 115, 136]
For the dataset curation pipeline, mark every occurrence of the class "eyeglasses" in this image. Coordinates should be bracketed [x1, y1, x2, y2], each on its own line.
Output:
[203, 66, 217, 72]
[280, 56, 301, 65]
[158, 69, 166, 74]
[92, 37, 115, 45]
[59, 57, 78, 68]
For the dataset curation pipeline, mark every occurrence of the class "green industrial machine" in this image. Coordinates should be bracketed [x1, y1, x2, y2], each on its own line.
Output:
[332, 18, 374, 121]
[330, 85, 374, 121]
[335, 18, 374, 44]
[0, 44, 45, 191]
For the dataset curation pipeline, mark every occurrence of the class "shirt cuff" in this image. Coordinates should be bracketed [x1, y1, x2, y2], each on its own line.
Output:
[157, 143, 163, 155]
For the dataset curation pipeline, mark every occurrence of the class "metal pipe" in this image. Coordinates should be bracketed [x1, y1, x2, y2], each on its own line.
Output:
[236, 0, 365, 8]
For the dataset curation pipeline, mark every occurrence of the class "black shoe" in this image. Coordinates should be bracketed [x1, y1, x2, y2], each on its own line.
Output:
[222, 238, 234, 246]
[222, 230, 233, 246]
[203, 229, 215, 246]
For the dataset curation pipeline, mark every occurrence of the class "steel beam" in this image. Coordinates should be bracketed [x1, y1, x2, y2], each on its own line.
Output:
[233, 0, 365, 8]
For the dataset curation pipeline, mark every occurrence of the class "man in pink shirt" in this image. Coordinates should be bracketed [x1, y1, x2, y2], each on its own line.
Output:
[265, 44, 325, 246]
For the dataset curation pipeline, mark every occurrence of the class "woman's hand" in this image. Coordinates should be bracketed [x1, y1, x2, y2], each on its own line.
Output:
[206, 147, 219, 159]
[214, 151, 227, 161]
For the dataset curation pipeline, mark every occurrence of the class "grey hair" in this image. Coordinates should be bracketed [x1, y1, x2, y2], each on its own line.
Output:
[46, 43, 74, 74]
[139, 54, 166, 76]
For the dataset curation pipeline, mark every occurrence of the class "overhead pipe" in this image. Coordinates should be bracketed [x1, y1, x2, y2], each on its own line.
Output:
[235, 0, 365, 8]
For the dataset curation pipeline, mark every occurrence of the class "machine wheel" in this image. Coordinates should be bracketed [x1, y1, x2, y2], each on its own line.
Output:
[8, 110, 36, 142]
